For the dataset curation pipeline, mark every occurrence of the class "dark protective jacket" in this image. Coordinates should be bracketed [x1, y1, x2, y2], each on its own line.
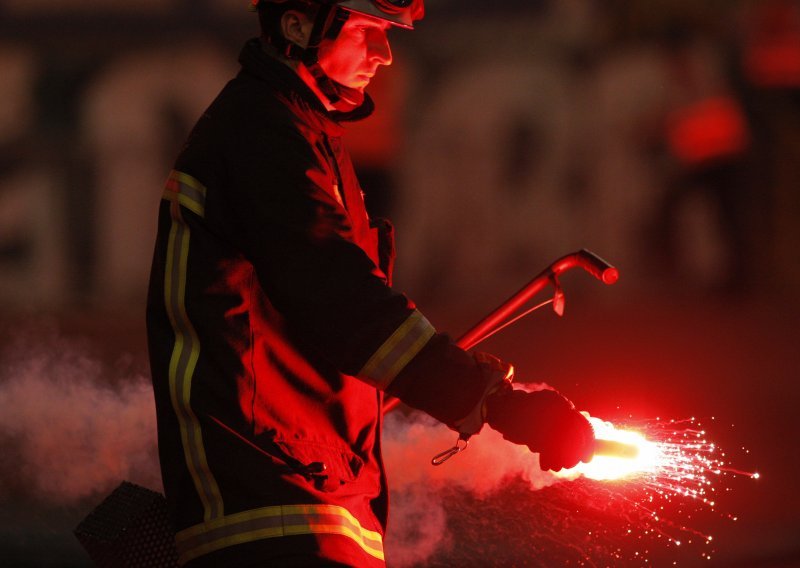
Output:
[147, 39, 489, 567]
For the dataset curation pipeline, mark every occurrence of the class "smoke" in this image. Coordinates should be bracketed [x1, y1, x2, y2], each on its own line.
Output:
[383, 411, 558, 496]
[0, 324, 160, 505]
[382, 387, 562, 567]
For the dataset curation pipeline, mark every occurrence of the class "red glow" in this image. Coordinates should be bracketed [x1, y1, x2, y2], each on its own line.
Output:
[666, 96, 750, 165]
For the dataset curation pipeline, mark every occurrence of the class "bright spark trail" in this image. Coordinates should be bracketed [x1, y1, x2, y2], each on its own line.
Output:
[550, 415, 760, 565]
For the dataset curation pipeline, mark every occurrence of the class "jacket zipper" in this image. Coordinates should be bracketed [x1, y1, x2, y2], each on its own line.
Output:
[322, 136, 347, 211]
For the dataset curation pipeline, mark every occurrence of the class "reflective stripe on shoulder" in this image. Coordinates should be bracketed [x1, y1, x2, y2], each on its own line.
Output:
[358, 310, 435, 389]
[163, 170, 223, 522]
[175, 504, 385, 564]
[162, 170, 207, 218]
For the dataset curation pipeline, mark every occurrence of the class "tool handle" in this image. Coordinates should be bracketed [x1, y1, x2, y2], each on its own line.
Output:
[552, 249, 619, 285]
[457, 249, 618, 350]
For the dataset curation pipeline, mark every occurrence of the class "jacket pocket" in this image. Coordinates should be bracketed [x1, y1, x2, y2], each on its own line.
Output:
[273, 438, 365, 493]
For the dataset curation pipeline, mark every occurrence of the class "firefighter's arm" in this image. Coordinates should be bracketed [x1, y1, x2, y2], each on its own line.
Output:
[387, 346, 595, 470]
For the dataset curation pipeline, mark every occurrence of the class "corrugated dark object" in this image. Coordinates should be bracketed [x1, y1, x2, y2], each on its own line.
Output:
[74, 481, 178, 567]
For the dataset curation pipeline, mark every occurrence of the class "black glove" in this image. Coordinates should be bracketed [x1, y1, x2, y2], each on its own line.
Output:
[485, 385, 595, 471]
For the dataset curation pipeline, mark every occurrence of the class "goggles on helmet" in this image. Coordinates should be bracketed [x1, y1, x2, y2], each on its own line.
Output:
[338, 0, 423, 28]
[374, 0, 414, 12]
[251, 0, 423, 29]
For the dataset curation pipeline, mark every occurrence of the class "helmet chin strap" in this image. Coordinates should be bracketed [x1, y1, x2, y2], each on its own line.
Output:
[306, 63, 366, 112]
[295, 5, 366, 112]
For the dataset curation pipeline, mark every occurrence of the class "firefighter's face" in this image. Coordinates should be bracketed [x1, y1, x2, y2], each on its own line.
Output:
[317, 13, 393, 92]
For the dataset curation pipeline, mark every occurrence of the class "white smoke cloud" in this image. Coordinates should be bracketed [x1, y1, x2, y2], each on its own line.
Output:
[383, 384, 560, 495]
[384, 482, 452, 567]
[382, 399, 561, 567]
[0, 324, 160, 504]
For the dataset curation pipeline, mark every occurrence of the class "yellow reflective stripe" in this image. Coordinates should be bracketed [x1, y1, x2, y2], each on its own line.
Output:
[163, 179, 223, 522]
[358, 310, 435, 389]
[175, 504, 384, 564]
[161, 190, 204, 217]
[162, 170, 207, 218]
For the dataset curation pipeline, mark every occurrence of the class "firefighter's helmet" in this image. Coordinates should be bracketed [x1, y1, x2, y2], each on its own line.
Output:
[251, 0, 423, 110]
[251, 0, 424, 30]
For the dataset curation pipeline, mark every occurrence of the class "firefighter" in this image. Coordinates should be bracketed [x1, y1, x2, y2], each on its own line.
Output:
[146, 1, 594, 565]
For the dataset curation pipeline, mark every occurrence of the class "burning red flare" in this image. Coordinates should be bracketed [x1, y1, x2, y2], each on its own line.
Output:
[546, 415, 760, 563]
[569, 416, 661, 481]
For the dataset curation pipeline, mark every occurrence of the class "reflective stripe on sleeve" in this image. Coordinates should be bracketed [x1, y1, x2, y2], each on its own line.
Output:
[357, 310, 435, 390]
[162, 169, 223, 522]
[175, 504, 385, 564]
[162, 170, 207, 217]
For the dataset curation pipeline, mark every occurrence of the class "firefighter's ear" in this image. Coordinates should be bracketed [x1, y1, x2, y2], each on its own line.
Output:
[281, 10, 313, 49]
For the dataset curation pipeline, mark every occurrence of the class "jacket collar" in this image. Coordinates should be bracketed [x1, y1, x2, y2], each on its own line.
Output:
[238, 38, 374, 133]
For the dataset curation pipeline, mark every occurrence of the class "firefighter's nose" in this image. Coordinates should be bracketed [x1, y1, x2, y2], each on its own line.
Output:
[369, 30, 392, 66]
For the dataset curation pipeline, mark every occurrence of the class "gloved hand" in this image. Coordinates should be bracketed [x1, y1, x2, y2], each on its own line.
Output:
[485, 385, 595, 471]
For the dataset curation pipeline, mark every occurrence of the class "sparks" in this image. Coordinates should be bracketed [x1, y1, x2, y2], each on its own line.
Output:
[561, 416, 757, 488]
[548, 415, 759, 564]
